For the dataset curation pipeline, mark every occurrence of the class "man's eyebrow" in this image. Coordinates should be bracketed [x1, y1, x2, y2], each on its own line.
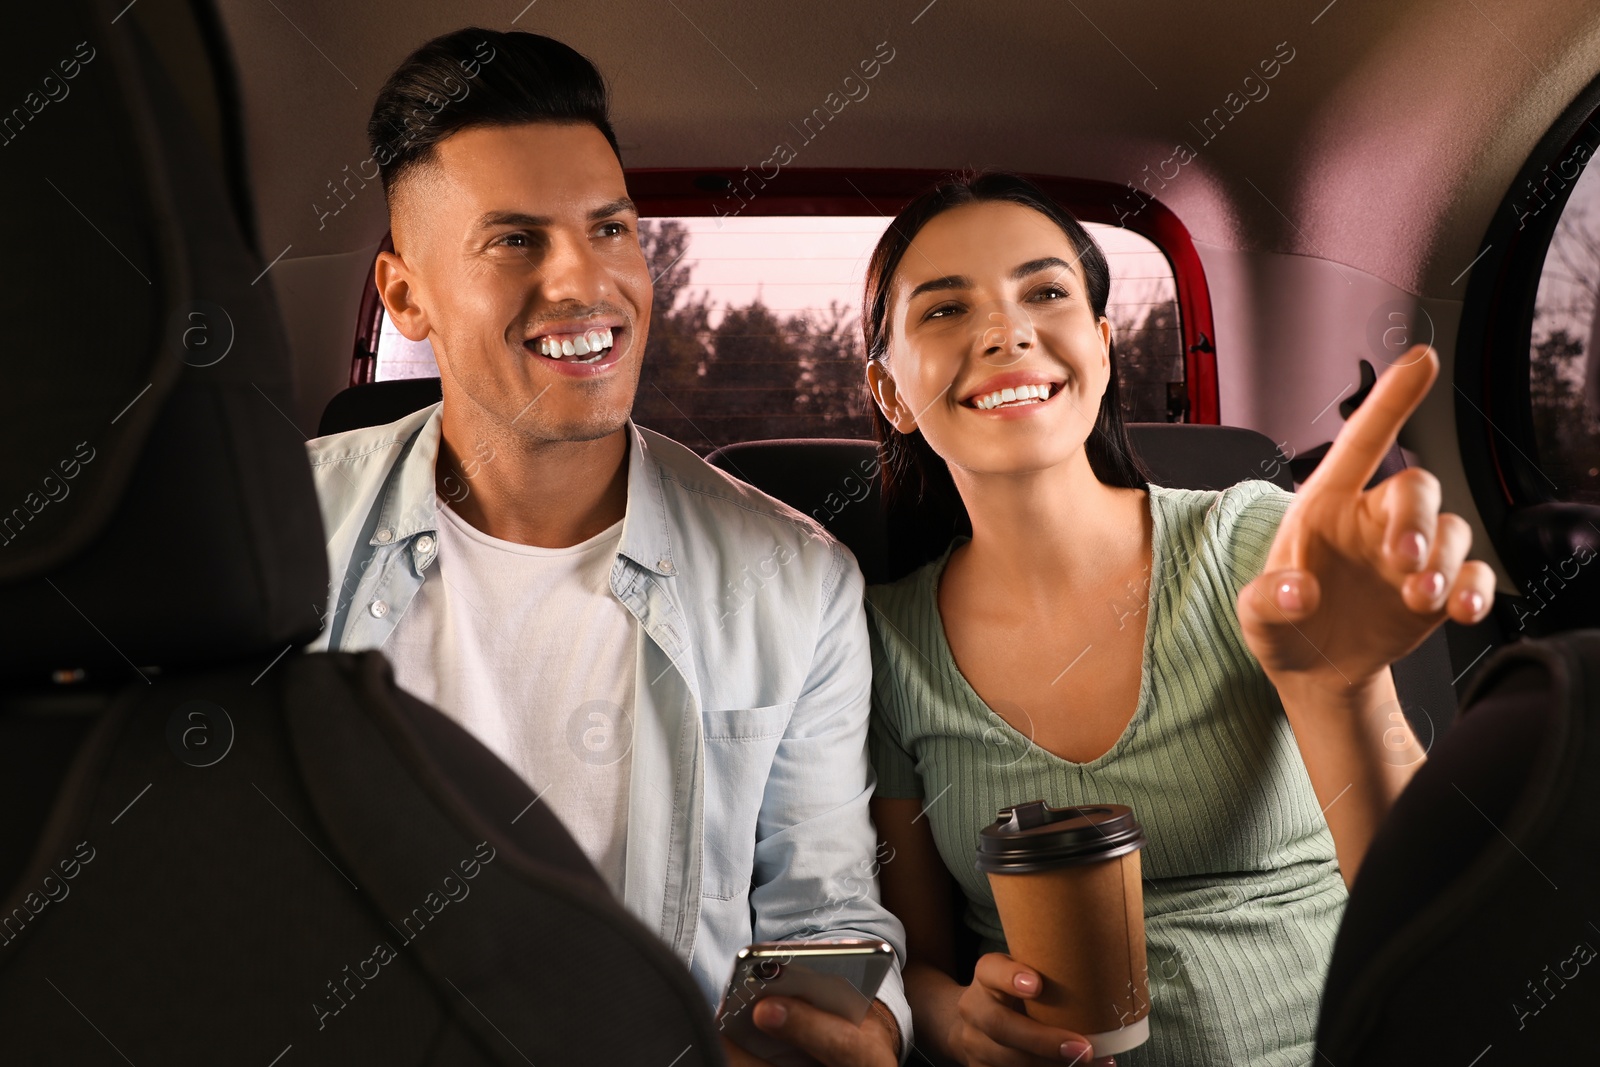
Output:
[589, 197, 638, 221]
[473, 198, 638, 230]
[476, 210, 550, 230]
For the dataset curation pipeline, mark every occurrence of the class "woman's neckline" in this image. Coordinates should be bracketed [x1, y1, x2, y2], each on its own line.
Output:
[922, 485, 1166, 770]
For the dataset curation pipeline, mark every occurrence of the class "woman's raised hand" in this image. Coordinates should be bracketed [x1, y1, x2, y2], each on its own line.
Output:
[952, 953, 1117, 1066]
[1236, 345, 1495, 693]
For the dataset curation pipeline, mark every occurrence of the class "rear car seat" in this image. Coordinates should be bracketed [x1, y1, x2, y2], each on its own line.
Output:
[704, 432, 1457, 742]
[319, 373, 1461, 743]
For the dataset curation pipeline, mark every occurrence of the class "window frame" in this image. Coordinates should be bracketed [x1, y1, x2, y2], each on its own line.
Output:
[351, 168, 1219, 424]
[1456, 70, 1600, 538]
[349, 231, 392, 387]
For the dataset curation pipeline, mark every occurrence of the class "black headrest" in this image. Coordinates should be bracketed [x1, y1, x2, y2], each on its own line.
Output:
[319, 378, 444, 438]
[706, 439, 889, 580]
[1125, 424, 1294, 492]
[705, 424, 1293, 581]
[321, 379, 1298, 578]
[0, 1, 327, 682]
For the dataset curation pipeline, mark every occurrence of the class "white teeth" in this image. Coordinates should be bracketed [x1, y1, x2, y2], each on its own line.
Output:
[972, 383, 1054, 410]
[533, 327, 618, 362]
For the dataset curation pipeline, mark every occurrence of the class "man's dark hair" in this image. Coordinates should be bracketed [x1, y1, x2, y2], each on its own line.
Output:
[368, 28, 620, 199]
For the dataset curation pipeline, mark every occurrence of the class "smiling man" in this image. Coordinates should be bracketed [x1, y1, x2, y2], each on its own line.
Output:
[304, 29, 909, 1066]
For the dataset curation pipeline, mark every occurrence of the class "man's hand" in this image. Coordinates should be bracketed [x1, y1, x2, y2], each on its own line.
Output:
[719, 996, 900, 1067]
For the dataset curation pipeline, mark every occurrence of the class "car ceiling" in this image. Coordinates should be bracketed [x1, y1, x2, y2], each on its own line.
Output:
[207, 0, 1600, 296]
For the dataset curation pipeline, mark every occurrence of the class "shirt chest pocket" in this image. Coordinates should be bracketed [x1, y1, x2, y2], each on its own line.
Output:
[699, 701, 794, 901]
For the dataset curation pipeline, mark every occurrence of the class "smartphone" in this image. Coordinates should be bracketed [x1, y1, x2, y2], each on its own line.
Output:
[717, 938, 895, 1066]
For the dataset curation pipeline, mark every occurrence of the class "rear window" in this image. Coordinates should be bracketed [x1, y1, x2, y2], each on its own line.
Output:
[373, 215, 1184, 454]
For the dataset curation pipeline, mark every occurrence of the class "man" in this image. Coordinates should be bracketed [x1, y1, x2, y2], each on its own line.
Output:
[306, 28, 909, 1065]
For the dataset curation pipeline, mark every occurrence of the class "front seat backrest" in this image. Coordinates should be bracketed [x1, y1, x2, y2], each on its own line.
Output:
[1316, 629, 1600, 1063]
[0, 4, 721, 1063]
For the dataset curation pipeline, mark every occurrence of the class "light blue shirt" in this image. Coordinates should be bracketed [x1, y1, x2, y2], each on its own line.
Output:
[304, 403, 911, 1053]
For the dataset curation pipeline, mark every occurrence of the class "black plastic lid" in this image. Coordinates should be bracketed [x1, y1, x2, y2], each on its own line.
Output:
[975, 800, 1147, 873]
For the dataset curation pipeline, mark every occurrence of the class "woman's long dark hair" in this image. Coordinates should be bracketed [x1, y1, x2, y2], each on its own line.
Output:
[864, 173, 1151, 553]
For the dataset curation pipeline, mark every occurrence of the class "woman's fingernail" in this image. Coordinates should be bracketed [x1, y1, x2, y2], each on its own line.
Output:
[758, 1000, 786, 1026]
[1014, 972, 1039, 993]
[1421, 571, 1445, 600]
[1467, 590, 1486, 616]
[1397, 531, 1426, 565]
[1062, 1040, 1094, 1061]
[1276, 579, 1303, 612]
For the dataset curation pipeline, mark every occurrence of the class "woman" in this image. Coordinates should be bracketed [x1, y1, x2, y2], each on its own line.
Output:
[861, 173, 1493, 1067]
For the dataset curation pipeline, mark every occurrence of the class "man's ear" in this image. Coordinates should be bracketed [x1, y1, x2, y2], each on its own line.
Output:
[374, 250, 431, 343]
[866, 360, 918, 434]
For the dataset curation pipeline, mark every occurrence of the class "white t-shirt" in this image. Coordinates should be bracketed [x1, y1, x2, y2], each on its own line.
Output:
[385, 502, 637, 894]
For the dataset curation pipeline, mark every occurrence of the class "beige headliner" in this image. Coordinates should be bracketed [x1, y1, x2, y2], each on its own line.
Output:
[214, 0, 1600, 295]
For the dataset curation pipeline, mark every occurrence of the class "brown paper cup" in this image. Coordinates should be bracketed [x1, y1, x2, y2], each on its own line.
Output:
[987, 849, 1149, 1054]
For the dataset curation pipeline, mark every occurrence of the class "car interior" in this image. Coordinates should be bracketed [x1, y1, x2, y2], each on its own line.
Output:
[2, 0, 1597, 1063]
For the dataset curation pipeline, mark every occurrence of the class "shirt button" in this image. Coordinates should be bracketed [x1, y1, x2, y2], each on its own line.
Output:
[415, 534, 435, 554]
[369, 599, 389, 618]
[658, 559, 674, 574]
[375, 528, 394, 544]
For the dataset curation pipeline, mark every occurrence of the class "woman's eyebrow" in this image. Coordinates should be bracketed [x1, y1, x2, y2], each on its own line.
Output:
[1012, 255, 1075, 280]
[907, 274, 971, 300]
[908, 255, 1078, 300]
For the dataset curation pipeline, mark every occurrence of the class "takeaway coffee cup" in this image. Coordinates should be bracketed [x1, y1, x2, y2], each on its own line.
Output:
[976, 800, 1151, 1055]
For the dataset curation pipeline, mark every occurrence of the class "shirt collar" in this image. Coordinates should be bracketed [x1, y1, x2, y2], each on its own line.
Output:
[616, 421, 677, 577]
[371, 405, 675, 577]
[369, 402, 445, 548]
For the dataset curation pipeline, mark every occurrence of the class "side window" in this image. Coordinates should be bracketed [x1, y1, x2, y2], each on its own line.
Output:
[1459, 78, 1600, 638]
[1530, 159, 1600, 504]
[371, 214, 1186, 454]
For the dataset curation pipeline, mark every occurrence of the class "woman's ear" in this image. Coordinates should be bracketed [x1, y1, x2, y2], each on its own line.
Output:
[866, 360, 919, 434]
[374, 250, 431, 343]
[1097, 316, 1112, 369]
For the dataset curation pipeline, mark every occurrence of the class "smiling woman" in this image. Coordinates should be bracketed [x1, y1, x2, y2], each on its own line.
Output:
[860, 172, 1494, 1067]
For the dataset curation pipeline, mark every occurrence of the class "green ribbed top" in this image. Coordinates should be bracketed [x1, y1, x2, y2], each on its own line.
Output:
[867, 481, 1347, 1067]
